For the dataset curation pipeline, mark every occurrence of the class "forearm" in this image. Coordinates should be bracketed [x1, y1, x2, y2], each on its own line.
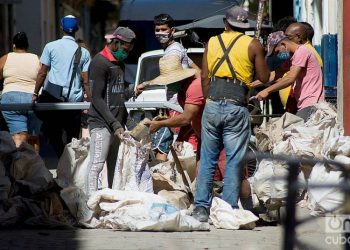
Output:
[265, 77, 294, 94]
[83, 82, 91, 101]
[34, 71, 47, 94]
[158, 114, 191, 128]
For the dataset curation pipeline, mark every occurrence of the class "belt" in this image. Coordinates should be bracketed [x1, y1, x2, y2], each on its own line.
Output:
[207, 97, 247, 107]
[210, 76, 247, 88]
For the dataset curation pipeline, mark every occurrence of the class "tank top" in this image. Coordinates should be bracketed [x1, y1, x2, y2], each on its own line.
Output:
[207, 31, 254, 88]
[3, 52, 40, 94]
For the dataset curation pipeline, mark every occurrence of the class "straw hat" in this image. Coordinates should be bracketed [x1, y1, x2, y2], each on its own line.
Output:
[151, 55, 196, 85]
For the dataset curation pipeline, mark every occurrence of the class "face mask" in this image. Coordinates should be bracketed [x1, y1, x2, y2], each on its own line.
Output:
[111, 42, 128, 61]
[155, 31, 170, 44]
[277, 51, 291, 60]
[167, 82, 181, 92]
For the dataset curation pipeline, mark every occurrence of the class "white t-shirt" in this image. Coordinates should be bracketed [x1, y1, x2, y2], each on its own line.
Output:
[164, 42, 194, 69]
[164, 42, 194, 104]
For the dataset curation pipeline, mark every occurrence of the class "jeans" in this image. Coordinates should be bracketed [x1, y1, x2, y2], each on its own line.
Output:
[85, 127, 120, 196]
[1, 91, 42, 135]
[195, 99, 251, 209]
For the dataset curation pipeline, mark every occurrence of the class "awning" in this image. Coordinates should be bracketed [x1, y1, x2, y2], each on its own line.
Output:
[175, 14, 272, 30]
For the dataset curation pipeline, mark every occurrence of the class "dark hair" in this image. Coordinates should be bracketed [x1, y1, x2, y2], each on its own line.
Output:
[273, 16, 297, 32]
[154, 13, 174, 28]
[13, 32, 29, 50]
[300, 21, 314, 41]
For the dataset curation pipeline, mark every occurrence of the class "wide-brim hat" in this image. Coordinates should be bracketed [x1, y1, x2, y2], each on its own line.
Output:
[151, 55, 196, 85]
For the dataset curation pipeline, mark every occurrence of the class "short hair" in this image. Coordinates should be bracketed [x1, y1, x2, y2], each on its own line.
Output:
[154, 13, 174, 28]
[300, 21, 314, 41]
[13, 32, 29, 50]
[273, 16, 297, 32]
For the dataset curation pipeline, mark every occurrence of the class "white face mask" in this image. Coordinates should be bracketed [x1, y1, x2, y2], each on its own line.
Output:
[155, 31, 170, 44]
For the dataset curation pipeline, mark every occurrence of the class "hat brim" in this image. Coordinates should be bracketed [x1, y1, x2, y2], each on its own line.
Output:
[151, 68, 196, 85]
[227, 20, 251, 29]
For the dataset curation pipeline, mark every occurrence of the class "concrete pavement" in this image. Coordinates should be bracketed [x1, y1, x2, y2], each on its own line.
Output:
[0, 208, 343, 250]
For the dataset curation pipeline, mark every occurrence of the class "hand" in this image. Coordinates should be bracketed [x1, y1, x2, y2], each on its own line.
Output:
[144, 120, 161, 133]
[255, 89, 270, 101]
[173, 140, 184, 152]
[32, 94, 38, 103]
[114, 127, 125, 139]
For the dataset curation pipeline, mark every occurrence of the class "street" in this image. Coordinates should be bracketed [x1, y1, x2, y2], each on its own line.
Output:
[0, 208, 341, 250]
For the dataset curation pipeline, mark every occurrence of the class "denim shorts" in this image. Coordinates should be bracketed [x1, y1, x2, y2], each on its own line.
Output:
[1, 91, 42, 135]
[151, 127, 173, 154]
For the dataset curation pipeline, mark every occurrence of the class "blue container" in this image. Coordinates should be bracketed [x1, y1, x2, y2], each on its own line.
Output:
[321, 34, 338, 98]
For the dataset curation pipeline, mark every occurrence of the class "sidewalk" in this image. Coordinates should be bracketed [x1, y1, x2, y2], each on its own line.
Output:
[0, 208, 341, 250]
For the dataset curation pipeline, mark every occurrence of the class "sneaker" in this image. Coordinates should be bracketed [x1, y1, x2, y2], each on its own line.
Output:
[192, 206, 209, 222]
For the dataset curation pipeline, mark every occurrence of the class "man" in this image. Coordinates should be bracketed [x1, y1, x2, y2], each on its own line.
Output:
[193, 6, 270, 222]
[33, 15, 91, 157]
[86, 27, 136, 195]
[149, 13, 201, 161]
[285, 22, 323, 67]
[138, 55, 204, 151]
[154, 13, 201, 73]
[255, 32, 325, 121]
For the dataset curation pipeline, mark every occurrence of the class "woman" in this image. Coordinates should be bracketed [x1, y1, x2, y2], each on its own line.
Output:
[0, 32, 41, 151]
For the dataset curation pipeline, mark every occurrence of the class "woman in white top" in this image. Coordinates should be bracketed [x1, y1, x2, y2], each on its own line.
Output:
[0, 32, 41, 150]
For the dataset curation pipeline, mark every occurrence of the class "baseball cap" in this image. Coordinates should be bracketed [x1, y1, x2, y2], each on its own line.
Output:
[104, 27, 136, 43]
[61, 15, 79, 33]
[266, 31, 287, 57]
[225, 6, 250, 29]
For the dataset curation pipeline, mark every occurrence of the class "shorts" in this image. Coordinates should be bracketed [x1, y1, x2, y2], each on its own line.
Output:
[1, 91, 42, 135]
[151, 127, 173, 154]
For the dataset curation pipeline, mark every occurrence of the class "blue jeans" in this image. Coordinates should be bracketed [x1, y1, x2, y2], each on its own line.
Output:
[195, 99, 251, 209]
[1, 91, 42, 135]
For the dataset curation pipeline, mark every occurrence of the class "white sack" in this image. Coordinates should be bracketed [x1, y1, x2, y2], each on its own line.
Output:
[56, 138, 108, 190]
[60, 187, 93, 223]
[307, 163, 344, 214]
[86, 188, 208, 231]
[112, 134, 153, 193]
[210, 197, 259, 230]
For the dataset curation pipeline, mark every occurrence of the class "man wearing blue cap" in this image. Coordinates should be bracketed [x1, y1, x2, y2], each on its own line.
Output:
[33, 15, 91, 157]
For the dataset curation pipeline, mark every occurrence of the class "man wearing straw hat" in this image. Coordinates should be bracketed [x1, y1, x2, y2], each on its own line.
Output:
[192, 5, 270, 222]
[137, 55, 205, 153]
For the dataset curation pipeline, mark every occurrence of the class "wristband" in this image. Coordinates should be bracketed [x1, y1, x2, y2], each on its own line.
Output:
[33, 92, 39, 97]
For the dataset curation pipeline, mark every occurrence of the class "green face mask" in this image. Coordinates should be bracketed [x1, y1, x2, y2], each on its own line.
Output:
[167, 82, 181, 92]
[111, 42, 128, 61]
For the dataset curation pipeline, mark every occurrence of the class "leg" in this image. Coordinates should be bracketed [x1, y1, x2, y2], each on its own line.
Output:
[86, 127, 112, 196]
[64, 110, 81, 143]
[195, 100, 223, 209]
[106, 136, 120, 188]
[222, 103, 251, 209]
[151, 127, 173, 161]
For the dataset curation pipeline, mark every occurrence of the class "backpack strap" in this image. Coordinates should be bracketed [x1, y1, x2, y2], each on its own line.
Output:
[211, 33, 244, 78]
[66, 46, 82, 100]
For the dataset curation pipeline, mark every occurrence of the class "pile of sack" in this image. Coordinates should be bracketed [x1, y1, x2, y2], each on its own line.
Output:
[252, 102, 345, 218]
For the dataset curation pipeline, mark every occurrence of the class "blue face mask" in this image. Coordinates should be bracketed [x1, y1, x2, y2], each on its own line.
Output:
[277, 51, 291, 60]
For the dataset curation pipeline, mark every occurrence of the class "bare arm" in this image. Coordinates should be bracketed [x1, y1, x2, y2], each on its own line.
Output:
[248, 39, 270, 83]
[255, 65, 302, 101]
[81, 71, 91, 101]
[146, 104, 201, 133]
[0, 54, 8, 80]
[201, 45, 210, 98]
[32, 64, 49, 103]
